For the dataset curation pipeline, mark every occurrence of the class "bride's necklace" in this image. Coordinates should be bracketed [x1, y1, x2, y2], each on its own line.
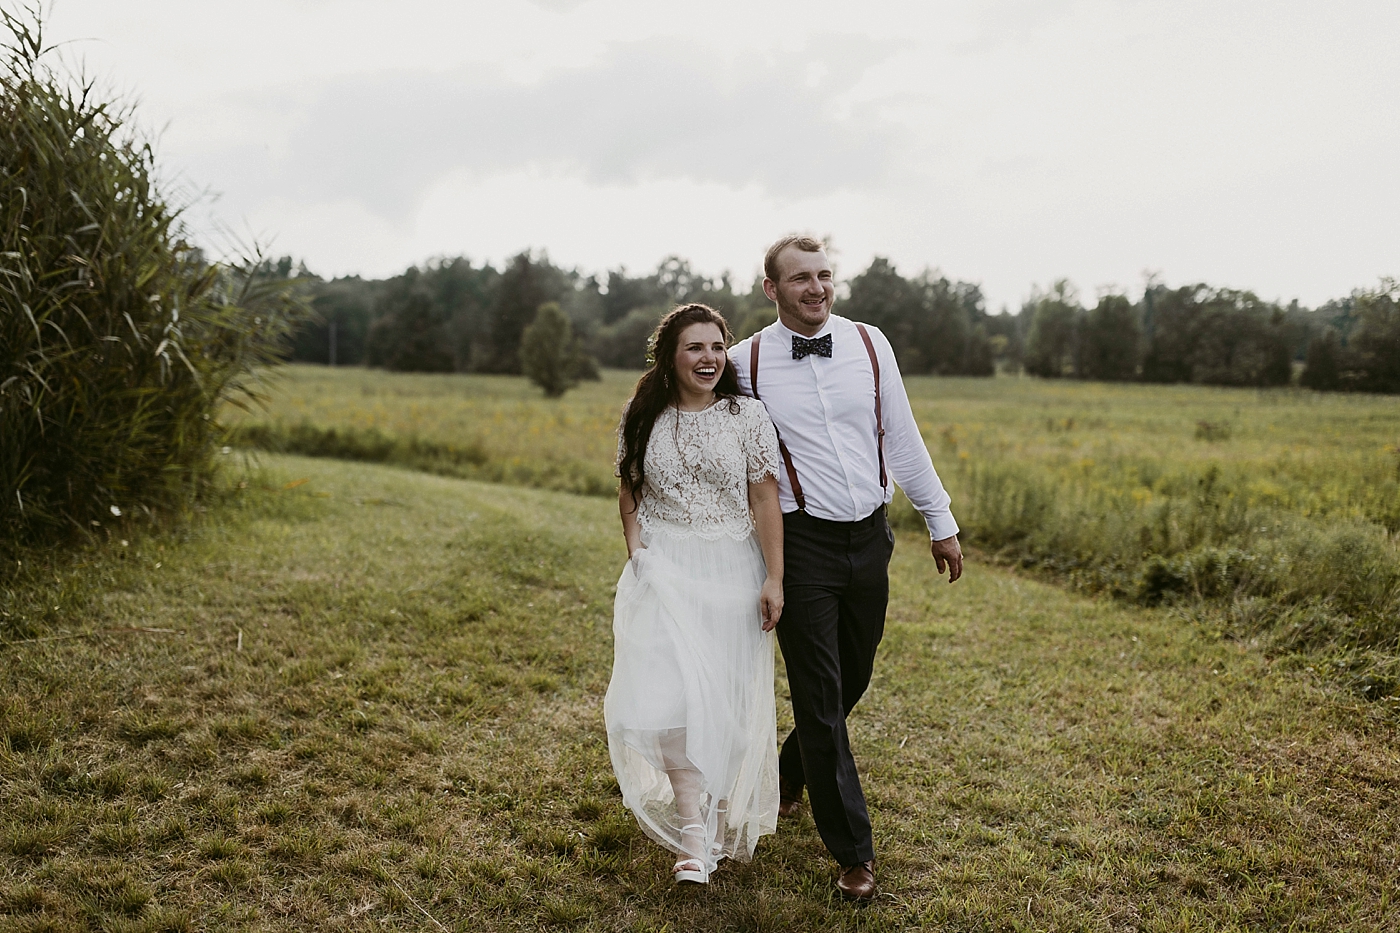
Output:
[674, 391, 717, 413]
[672, 392, 717, 467]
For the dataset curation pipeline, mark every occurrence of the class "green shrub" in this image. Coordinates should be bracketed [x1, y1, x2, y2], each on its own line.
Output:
[520, 301, 598, 397]
[0, 11, 306, 548]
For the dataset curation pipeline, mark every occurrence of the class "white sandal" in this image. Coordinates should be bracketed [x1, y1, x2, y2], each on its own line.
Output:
[710, 803, 728, 862]
[673, 823, 708, 885]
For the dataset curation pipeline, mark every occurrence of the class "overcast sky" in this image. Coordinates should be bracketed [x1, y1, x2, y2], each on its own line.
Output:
[42, 0, 1400, 310]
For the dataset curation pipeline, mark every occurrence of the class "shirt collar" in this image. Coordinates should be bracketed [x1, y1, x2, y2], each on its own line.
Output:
[773, 313, 841, 343]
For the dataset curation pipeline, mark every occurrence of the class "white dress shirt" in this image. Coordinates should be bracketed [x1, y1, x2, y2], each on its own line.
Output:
[729, 315, 959, 541]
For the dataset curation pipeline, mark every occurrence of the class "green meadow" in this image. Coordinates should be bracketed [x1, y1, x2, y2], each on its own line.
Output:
[3, 366, 1399, 930]
[227, 367, 630, 497]
[229, 365, 1400, 535]
[232, 366, 1400, 697]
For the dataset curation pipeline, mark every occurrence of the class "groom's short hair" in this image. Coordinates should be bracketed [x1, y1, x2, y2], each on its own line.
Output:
[764, 235, 825, 283]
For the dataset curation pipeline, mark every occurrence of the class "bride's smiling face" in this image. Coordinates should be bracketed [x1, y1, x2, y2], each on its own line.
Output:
[672, 322, 726, 399]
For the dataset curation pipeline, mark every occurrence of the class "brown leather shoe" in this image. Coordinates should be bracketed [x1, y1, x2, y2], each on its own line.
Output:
[836, 859, 877, 902]
[778, 775, 803, 818]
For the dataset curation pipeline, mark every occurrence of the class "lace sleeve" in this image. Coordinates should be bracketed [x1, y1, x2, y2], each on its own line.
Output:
[743, 399, 781, 484]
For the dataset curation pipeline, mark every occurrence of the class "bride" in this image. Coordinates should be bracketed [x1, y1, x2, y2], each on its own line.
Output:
[606, 303, 783, 885]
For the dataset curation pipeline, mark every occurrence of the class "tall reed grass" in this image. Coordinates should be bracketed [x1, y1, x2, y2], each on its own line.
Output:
[0, 10, 306, 550]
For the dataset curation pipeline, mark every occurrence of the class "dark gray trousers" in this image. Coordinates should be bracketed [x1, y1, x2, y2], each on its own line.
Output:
[776, 506, 893, 866]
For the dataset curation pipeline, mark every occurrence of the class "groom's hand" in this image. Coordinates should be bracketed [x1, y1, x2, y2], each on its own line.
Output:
[930, 535, 963, 583]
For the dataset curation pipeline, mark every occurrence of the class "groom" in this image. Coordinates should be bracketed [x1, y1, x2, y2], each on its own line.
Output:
[730, 235, 963, 901]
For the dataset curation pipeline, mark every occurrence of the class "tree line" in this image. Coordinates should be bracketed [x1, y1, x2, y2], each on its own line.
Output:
[284, 252, 1008, 385]
[279, 253, 1399, 394]
[1019, 277, 1400, 391]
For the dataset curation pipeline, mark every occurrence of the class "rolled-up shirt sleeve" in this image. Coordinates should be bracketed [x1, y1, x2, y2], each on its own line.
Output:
[873, 331, 960, 541]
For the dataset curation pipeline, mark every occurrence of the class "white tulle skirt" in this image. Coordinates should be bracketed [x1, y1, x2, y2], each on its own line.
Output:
[605, 522, 779, 878]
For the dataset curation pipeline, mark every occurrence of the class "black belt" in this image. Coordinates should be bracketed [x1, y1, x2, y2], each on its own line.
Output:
[782, 504, 886, 529]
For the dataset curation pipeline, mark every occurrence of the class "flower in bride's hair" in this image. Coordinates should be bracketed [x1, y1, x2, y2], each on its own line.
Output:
[644, 333, 659, 368]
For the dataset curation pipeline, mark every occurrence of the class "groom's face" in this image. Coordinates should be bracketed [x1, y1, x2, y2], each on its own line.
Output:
[764, 246, 835, 336]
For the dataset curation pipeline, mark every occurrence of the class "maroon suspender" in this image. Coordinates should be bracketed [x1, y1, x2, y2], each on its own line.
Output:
[750, 336, 808, 511]
[855, 323, 888, 491]
[749, 324, 888, 514]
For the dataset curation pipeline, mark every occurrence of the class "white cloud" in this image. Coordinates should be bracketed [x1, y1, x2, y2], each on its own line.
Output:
[36, 0, 1400, 307]
[175, 38, 902, 223]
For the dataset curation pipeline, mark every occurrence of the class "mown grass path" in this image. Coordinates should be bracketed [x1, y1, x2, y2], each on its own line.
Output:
[2, 456, 1397, 931]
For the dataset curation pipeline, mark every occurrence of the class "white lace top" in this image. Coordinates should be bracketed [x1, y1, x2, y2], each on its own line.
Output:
[616, 396, 782, 540]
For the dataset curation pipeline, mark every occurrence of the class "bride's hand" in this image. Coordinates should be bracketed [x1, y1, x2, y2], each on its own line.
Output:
[629, 545, 647, 571]
[759, 576, 783, 632]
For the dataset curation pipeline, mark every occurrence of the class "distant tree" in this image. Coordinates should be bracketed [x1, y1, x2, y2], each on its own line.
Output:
[478, 252, 570, 374]
[1280, 298, 1316, 364]
[1138, 286, 1289, 387]
[1264, 333, 1295, 386]
[843, 257, 921, 360]
[1189, 291, 1292, 387]
[557, 274, 606, 345]
[1348, 279, 1400, 393]
[600, 266, 667, 325]
[521, 302, 597, 397]
[351, 258, 502, 373]
[366, 272, 455, 372]
[915, 273, 982, 375]
[1316, 294, 1361, 347]
[983, 308, 1022, 371]
[590, 307, 664, 369]
[483, 253, 549, 374]
[843, 258, 989, 376]
[656, 255, 706, 305]
[426, 257, 497, 371]
[733, 301, 777, 341]
[585, 259, 765, 369]
[1285, 283, 1400, 394]
[1141, 285, 1206, 383]
[1301, 330, 1342, 390]
[345, 253, 757, 376]
[729, 275, 773, 338]
[1023, 281, 1080, 378]
[963, 323, 996, 376]
[312, 254, 1400, 395]
[1079, 294, 1140, 381]
[293, 275, 379, 365]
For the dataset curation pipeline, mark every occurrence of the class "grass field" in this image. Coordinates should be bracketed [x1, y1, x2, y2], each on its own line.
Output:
[3, 455, 1398, 931]
[226, 367, 629, 497]
[226, 366, 1400, 530]
[229, 365, 1400, 699]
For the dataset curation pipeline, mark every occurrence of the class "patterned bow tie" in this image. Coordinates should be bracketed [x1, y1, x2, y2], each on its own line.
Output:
[791, 333, 833, 360]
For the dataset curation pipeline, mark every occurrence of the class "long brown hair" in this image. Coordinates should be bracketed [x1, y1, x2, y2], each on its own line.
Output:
[619, 304, 741, 503]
